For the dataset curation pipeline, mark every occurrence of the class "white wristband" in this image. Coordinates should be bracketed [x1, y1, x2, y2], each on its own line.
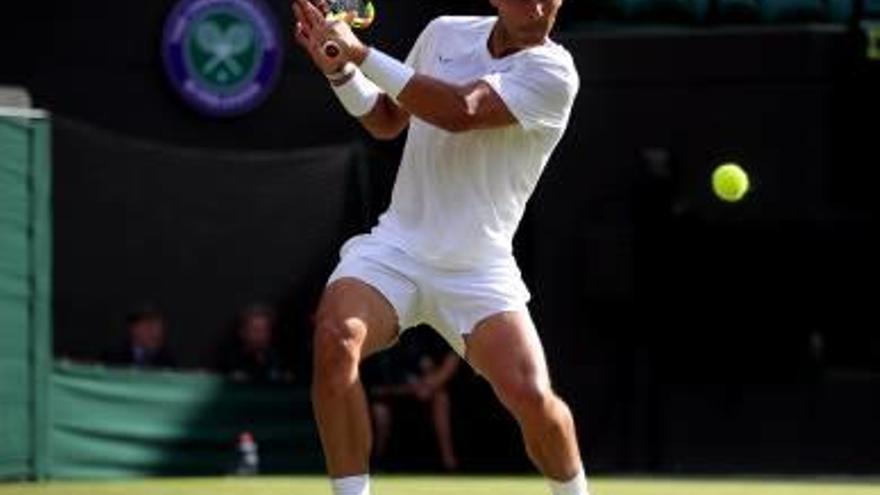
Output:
[325, 62, 356, 84]
[331, 67, 381, 117]
[359, 47, 415, 100]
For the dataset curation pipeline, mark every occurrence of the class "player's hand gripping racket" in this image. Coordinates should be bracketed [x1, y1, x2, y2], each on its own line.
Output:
[320, 0, 375, 58]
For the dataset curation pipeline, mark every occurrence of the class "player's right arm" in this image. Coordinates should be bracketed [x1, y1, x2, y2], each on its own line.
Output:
[315, 11, 474, 139]
[293, 0, 409, 140]
[295, 3, 575, 139]
[357, 94, 410, 140]
[292, 2, 505, 139]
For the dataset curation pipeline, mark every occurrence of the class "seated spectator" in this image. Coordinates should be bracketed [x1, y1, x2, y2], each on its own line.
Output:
[362, 326, 461, 471]
[221, 303, 290, 383]
[102, 304, 178, 369]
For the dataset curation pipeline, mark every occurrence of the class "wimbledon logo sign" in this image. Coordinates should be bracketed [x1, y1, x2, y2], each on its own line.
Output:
[162, 0, 282, 117]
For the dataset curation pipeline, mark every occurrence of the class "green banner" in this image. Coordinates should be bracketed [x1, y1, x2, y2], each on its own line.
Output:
[49, 362, 322, 479]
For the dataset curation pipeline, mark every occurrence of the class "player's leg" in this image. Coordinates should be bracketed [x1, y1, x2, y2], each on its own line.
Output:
[464, 311, 588, 495]
[430, 388, 459, 470]
[312, 277, 399, 479]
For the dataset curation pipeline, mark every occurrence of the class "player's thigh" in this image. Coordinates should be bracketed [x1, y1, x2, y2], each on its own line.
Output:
[464, 311, 551, 407]
[315, 277, 400, 358]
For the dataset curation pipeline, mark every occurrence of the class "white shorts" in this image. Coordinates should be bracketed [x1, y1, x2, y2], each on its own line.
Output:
[327, 234, 531, 356]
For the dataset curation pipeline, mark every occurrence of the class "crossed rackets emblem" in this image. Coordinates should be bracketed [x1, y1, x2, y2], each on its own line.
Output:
[195, 21, 253, 81]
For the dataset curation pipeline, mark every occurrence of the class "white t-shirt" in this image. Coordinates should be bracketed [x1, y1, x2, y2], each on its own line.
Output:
[372, 16, 580, 270]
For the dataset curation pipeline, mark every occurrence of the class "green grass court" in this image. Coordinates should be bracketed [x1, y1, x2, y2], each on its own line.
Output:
[1, 476, 878, 495]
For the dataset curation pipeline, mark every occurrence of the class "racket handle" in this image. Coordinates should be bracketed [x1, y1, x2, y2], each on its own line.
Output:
[322, 40, 340, 58]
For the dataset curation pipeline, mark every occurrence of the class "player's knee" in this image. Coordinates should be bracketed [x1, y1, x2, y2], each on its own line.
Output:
[498, 378, 553, 422]
[311, 315, 366, 391]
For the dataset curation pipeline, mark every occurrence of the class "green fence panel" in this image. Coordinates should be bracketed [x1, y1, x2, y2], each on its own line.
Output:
[30, 115, 52, 480]
[49, 362, 322, 479]
[0, 109, 52, 481]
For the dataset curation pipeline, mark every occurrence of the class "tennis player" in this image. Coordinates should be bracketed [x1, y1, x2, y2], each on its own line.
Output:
[293, 1, 585, 494]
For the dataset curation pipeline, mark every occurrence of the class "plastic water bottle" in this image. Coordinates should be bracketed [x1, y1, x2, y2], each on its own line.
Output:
[235, 431, 260, 475]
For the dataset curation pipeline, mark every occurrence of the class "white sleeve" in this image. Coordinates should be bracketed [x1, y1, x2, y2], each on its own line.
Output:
[404, 18, 442, 72]
[481, 52, 579, 131]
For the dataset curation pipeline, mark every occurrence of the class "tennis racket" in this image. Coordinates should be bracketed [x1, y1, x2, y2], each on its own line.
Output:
[320, 0, 375, 58]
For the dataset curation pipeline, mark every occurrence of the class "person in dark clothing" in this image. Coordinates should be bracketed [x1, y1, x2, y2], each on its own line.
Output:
[103, 304, 178, 369]
[221, 303, 290, 383]
[362, 326, 460, 471]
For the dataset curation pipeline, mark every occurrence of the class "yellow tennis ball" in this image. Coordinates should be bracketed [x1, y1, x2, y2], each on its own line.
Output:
[712, 163, 749, 202]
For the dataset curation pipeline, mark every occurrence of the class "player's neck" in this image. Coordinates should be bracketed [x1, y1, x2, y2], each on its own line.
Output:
[488, 21, 546, 58]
